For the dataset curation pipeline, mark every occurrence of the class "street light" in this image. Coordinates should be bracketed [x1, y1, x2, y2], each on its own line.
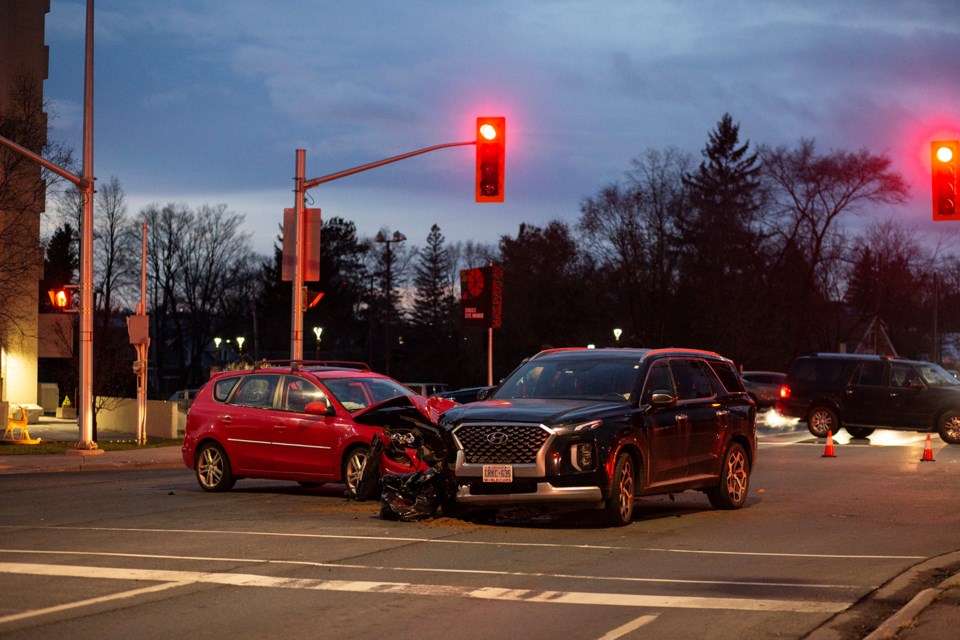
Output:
[375, 230, 406, 375]
[214, 337, 222, 366]
[613, 328, 623, 343]
[312, 326, 323, 359]
[236, 336, 245, 359]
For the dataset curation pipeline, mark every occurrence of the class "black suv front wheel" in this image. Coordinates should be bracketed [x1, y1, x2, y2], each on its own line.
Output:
[807, 405, 839, 438]
[938, 411, 960, 444]
[601, 453, 636, 527]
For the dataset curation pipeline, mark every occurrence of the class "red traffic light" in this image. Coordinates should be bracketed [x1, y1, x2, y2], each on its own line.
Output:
[476, 117, 505, 203]
[48, 288, 71, 310]
[932, 140, 959, 221]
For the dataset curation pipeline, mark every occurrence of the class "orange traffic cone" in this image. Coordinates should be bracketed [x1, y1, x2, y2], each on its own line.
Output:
[822, 430, 836, 458]
[921, 434, 935, 462]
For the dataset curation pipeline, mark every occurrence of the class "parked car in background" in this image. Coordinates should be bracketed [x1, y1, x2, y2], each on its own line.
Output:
[776, 353, 960, 443]
[169, 388, 201, 412]
[740, 371, 786, 408]
[438, 347, 757, 526]
[181, 363, 456, 493]
[405, 382, 451, 396]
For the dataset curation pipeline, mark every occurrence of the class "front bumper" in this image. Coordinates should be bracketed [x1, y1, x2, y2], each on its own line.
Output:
[455, 482, 603, 506]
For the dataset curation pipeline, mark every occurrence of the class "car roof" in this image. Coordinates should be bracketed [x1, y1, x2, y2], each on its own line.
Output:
[210, 364, 384, 381]
[802, 353, 933, 366]
[529, 347, 730, 363]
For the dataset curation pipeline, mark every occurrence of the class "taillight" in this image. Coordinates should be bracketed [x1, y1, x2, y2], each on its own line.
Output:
[780, 385, 790, 399]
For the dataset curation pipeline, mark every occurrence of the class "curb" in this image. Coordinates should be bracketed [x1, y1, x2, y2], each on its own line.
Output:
[863, 571, 960, 640]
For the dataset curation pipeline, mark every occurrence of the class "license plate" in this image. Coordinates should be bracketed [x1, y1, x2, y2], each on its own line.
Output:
[482, 464, 513, 483]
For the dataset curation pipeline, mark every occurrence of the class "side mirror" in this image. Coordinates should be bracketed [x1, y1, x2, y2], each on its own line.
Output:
[478, 387, 491, 401]
[650, 391, 677, 407]
[304, 401, 334, 416]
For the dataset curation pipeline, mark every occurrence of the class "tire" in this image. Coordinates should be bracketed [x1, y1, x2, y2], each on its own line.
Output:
[807, 406, 839, 438]
[707, 443, 750, 509]
[937, 411, 960, 444]
[342, 445, 370, 497]
[846, 427, 875, 439]
[601, 453, 636, 527]
[195, 442, 236, 492]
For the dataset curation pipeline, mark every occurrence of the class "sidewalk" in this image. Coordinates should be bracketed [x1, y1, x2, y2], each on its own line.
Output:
[0, 415, 183, 475]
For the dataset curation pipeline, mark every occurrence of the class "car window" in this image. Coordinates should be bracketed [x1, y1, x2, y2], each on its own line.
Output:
[709, 361, 743, 393]
[917, 362, 960, 386]
[212, 376, 241, 403]
[850, 362, 886, 387]
[323, 377, 412, 413]
[495, 359, 640, 400]
[281, 376, 330, 414]
[671, 359, 715, 400]
[889, 364, 919, 388]
[641, 360, 674, 404]
[791, 358, 844, 384]
[231, 374, 280, 409]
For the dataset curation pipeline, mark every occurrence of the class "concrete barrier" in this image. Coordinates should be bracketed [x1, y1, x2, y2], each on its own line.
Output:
[95, 397, 178, 439]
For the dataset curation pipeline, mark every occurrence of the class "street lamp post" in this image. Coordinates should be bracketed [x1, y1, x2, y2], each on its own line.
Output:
[375, 230, 406, 375]
[613, 328, 623, 343]
[236, 336, 245, 359]
[312, 326, 323, 360]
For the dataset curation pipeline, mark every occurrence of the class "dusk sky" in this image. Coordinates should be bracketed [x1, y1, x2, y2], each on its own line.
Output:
[41, 0, 960, 256]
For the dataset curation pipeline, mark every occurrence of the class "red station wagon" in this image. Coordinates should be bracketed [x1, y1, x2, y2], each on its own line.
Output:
[181, 363, 455, 493]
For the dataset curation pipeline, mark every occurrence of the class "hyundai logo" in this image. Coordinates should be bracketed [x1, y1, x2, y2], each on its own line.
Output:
[486, 431, 509, 445]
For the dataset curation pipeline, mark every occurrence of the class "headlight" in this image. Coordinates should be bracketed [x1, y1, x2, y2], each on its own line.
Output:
[571, 443, 596, 471]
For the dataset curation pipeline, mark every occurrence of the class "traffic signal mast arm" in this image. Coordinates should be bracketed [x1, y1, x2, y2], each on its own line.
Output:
[302, 140, 476, 190]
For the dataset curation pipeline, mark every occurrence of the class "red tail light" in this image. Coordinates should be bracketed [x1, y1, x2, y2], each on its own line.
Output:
[780, 385, 790, 399]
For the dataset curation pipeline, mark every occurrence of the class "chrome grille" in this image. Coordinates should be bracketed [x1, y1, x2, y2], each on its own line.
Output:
[453, 423, 550, 464]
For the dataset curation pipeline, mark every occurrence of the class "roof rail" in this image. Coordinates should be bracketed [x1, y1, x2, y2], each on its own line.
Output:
[252, 359, 371, 372]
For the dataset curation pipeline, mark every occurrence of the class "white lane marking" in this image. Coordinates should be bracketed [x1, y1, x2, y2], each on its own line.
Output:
[0, 581, 189, 625]
[597, 615, 658, 640]
[0, 549, 871, 590]
[5, 526, 924, 560]
[0, 562, 850, 614]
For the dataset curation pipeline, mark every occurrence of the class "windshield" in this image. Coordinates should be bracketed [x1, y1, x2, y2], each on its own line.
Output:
[494, 358, 641, 401]
[322, 377, 414, 413]
[917, 363, 960, 386]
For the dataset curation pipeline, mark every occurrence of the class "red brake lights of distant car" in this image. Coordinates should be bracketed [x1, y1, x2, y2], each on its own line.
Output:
[780, 385, 790, 399]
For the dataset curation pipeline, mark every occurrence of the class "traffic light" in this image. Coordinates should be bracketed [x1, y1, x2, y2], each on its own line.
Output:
[932, 140, 959, 221]
[48, 288, 71, 311]
[476, 117, 505, 203]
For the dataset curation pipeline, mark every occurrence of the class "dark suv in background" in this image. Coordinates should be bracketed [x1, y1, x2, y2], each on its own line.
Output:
[438, 348, 757, 526]
[776, 353, 960, 444]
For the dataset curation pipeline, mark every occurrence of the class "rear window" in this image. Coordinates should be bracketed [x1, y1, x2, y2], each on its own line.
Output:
[789, 358, 845, 385]
[212, 376, 241, 402]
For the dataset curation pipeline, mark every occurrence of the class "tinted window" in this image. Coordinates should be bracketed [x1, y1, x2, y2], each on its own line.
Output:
[671, 359, 714, 400]
[790, 358, 845, 385]
[917, 362, 960, 386]
[641, 360, 674, 404]
[232, 375, 280, 409]
[710, 361, 744, 392]
[213, 376, 241, 402]
[851, 362, 886, 387]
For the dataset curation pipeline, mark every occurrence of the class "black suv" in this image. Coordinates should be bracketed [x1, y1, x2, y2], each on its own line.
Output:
[437, 347, 757, 526]
[776, 353, 960, 444]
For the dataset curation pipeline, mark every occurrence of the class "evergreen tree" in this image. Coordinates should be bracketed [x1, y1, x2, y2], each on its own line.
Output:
[411, 224, 455, 330]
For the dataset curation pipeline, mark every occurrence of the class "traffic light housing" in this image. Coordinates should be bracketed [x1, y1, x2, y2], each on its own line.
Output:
[476, 117, 505, 203]
[932, 140, 959, 221]
[48, 287, 71, 311]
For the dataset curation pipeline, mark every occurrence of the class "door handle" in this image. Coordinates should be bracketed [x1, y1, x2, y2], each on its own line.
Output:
[273, 424, 286, 431]
[675, 414, 688, 423]
[716, 410, 729, 418]
[219, 415, 232, 424]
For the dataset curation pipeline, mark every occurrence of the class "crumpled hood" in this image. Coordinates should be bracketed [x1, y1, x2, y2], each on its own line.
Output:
[440, 398, 624, 427]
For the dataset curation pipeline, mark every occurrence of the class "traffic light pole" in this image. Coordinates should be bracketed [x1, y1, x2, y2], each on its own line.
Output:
[0, 0, 100, 453]
[289, 139, 475, 361]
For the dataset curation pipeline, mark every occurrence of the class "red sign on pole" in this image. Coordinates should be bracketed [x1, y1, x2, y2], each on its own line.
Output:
[461, 266, 502, 328]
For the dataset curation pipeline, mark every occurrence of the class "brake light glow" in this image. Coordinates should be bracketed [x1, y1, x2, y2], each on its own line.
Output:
[780, 385, 790, 399]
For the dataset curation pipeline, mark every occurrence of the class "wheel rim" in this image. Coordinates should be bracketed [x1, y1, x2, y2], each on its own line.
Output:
[198, 447, 224, 489]
[345, 450, 366, 492]
[810, 410, 833, 436]
[944, 416, 960, 440]
[617, 458, 635, 520]
[725, 449, 748, 504]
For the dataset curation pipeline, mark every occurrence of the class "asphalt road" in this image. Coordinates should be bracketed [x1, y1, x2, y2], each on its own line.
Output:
[0, 422, 958, 639]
